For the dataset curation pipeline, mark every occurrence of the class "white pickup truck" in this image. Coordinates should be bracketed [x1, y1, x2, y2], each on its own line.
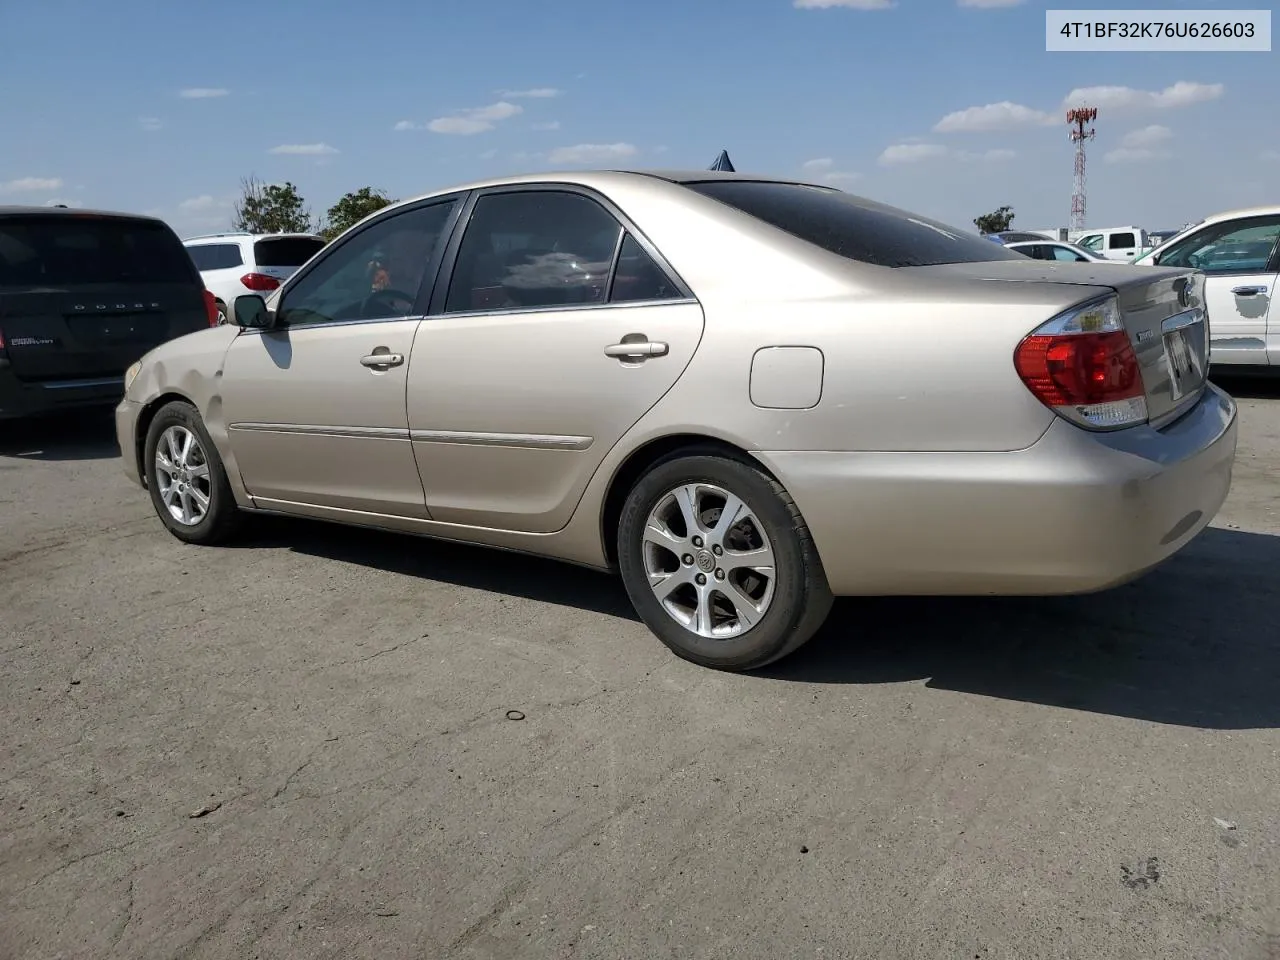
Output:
[1068, 226, 1155, 261]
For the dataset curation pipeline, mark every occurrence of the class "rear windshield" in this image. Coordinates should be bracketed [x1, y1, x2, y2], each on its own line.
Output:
[254, 236, 325, 267]
[685, 181, 1023, 268]
[187, 242, 244, 271]
[0, 215, 198, 288]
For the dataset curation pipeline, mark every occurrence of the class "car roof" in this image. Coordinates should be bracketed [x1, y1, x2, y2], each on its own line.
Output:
[376, 168, 825, 215]
[1195, 204, 1280, 225]
[0, 204, 168, 224]
[183, 232, 324, 243]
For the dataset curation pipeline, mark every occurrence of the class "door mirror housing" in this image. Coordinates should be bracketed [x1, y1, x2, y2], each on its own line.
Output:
[233, 294, 274, 329]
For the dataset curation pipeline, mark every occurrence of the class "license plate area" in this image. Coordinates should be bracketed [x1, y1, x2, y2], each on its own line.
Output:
[67, 312, 165, 344]
[1161, 310, 1207, 403]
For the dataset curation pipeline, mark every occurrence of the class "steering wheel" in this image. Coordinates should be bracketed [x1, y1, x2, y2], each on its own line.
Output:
[361, 288, 418, 317]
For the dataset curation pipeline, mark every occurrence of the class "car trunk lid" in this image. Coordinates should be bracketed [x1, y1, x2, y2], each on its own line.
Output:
[911, 260, 1209, 427]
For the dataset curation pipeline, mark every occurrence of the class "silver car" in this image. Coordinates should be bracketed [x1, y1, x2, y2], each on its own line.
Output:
[116, 171, 1237, 671]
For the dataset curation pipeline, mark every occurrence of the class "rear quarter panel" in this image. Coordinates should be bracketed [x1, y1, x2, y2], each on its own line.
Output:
[601, 178, 1099, 453]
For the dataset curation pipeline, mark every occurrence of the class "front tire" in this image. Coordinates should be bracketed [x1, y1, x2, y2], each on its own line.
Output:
[143, 401, 243, 544]
[618, 452, 832, 671]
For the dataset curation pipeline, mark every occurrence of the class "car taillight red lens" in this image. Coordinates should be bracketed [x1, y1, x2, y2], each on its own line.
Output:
[240, 272, 280, 291]
[1013, 296, 1148, 430]
[202, 289, 219, 326]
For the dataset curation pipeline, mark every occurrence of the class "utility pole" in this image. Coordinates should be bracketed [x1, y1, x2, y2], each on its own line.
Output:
[1067, 106, 1097, 231]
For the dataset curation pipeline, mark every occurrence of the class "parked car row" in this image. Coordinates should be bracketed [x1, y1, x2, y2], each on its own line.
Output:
[114, 169, 1236, 672]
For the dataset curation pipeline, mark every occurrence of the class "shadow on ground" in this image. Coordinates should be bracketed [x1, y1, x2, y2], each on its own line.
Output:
[259, 515, 1279, 731]
[1212, 373, 1280, 401]
[767, 527, 1280, 731]
[0, 410, 120, 462]
[251, 516, 639, 622]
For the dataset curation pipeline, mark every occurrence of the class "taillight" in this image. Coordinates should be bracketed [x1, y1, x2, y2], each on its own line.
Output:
[202, 289, 220, 327]
[1013, 295, 1148, 431]
[240, 272, 280, 292]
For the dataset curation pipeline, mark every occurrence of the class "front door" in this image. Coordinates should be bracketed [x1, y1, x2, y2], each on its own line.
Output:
[1153, 214, 1280, 367]
[221, 198, 461, 515]
[406, 188, 704, 534]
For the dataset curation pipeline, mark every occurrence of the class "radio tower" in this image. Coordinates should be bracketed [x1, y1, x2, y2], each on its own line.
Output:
[1067, 106, 1097, 231]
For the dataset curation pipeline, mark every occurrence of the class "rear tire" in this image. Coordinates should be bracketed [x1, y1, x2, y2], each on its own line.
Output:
[143, 400, 243, 544]
[617, 451, 832, 671]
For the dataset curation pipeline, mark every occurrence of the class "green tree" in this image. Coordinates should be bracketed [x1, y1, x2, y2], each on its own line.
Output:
[232, 176, 315, 234]
[973, 205, 1015, 234]
[322, 187, 393, 241]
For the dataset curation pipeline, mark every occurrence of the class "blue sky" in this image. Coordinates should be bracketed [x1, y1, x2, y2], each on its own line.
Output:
[1, 0, 1275, 237]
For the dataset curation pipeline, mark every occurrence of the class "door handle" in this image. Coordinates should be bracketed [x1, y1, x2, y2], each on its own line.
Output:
[604, 340, 668, 359]
[1231, 285, 1267, 297]
[360, 352, 404, 367]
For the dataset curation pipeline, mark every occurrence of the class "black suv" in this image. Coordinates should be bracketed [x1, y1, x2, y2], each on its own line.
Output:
[0, 206, 216, 420]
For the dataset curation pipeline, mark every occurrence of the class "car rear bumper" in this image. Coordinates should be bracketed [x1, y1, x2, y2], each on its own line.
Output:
[756, 384, 1238, 596]
[115, 398, 144, 486]
[0, 366, 125, 421]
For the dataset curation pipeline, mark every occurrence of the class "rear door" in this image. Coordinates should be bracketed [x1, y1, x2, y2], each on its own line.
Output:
[0, 213, 207, 383]
[251, 235, 327, 285]
[1151, 214, 1280, 367]
[407, 186, 704, 534]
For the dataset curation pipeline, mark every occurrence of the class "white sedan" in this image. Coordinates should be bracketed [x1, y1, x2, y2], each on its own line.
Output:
[1005, 240, 1126, 264]
[1134, 205, 1280, 372]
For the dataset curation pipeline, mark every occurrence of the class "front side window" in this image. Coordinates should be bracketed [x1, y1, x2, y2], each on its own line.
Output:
[187, 243, 244, 271]
[1156, 217, 1280, 274]
[1078, 234, 1103, 252]
[445, 191, 623, 313]
[685, 180, 1024, 267]
[277, 201, 456, 326]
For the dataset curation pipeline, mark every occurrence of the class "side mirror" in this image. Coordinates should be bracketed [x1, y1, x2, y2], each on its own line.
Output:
[233, 294, 273, 329]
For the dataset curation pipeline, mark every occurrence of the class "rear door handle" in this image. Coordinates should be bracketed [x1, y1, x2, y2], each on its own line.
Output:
[1231, 285, 1267, 297]
[604, 340, 668, 359]
[360, 352, 404, 367]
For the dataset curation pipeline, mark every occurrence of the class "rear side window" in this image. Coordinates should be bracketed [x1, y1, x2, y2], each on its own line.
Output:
[187, 242, 244, 271]
[0, 216, 198, 288]
[685, 181, 1023, 267]
[254, 236, 325, 267]
[1109, 232, 1135, 249]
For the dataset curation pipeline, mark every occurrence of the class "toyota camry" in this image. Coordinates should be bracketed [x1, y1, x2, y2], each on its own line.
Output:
[116, 170, 1237, 671]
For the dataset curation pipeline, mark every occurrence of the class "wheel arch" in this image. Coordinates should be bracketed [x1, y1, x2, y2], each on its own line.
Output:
[599, 433, 779, 568]
[133, 391, 199, 486]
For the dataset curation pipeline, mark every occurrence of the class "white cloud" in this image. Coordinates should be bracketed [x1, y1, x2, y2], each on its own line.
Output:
[1105, 124, 1173, 164]
[393, 120, 419, 131]
[428, 101, 523, 135]
[878, 144, 1013, 166]
[178, 194, 228, 212]
[822, 171, 863, 185]
[1, 176, 64, 192]
[794, 0, 893, 7]
[802, 158, 834, 170]
[934, 101, 1055, 133]
[179, 87, 229, 99]
[532, 120, 561, 131]
[548, 142, 638, 164]
[1063, 81, 1223, 111]
[479, 149, 498, 160]
[500, 88, 561, 98]
[958, 0, 1022, 6]
[268, 143, 339, 155]
[878, 143, 949, 165]
[139, 116, 163, 131]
